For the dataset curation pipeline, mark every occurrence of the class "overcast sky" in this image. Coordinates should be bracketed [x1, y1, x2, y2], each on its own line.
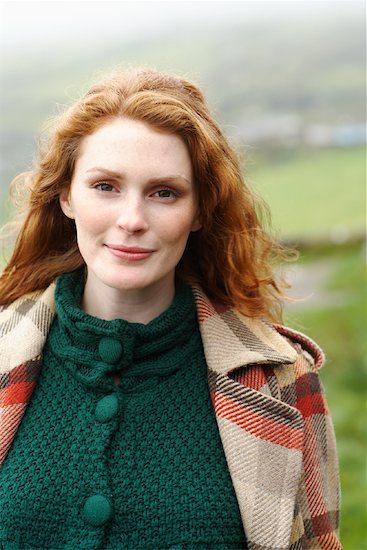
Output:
[1, 0, 364, 55]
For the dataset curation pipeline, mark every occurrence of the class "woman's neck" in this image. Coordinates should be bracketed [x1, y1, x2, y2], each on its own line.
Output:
[81, 274, 175, 324]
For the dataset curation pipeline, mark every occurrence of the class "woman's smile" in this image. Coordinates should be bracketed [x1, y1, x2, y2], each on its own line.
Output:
[105, 244, 155, 262]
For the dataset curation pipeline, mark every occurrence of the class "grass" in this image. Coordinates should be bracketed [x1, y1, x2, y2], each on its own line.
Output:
[284, 243, 366, 549]
[248, 146, 366, 239]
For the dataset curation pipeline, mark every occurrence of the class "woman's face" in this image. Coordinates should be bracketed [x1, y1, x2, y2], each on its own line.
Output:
[60, 116, 201, 300]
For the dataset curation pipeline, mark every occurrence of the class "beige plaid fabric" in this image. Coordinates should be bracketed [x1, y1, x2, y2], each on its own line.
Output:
[0, 282, 341, 549]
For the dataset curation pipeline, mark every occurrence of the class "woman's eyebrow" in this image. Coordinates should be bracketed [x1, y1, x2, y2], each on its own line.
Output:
[148, 175, 192, 185]
[85, 167, 191, 185]
[85, 167, 122, 178]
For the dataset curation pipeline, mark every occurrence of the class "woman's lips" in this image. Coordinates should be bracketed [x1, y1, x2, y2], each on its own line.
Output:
[105, 245, 154, 261]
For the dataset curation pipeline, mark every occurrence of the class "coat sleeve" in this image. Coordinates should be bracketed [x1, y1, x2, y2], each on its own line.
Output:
[275, 326, 342, 549]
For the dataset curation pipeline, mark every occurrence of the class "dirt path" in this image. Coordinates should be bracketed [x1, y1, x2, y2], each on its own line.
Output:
[284, 258, 350, 311]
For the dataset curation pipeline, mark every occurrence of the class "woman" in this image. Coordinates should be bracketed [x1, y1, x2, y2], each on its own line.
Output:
[0, 69, 341, 549]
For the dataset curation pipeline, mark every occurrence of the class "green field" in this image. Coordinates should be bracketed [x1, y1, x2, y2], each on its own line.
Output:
[249, 146, 366, 239]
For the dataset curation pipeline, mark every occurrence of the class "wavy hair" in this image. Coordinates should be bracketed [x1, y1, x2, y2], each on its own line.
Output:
[0, 68, 292, 320]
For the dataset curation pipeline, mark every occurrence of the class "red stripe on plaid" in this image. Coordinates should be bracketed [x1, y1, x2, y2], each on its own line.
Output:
[0, 433, 13, 464]
[311, 512, 337, 538]
[297, 393, 328, 418]
[233, 364, 268, 391]
[214, 392, 303, 450]
[317, 530, 342, 549]
[0, 381, 36, 406]
[0, 403, 26, 464]
[194, 297, 216, 323]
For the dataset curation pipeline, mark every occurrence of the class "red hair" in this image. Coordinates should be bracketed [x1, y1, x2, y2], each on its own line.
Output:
[0, 68, 292, 320]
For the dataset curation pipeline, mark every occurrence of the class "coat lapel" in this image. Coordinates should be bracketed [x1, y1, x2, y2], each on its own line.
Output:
[193, 287, 305, 549]
[0, 283, 56, 371]
[0, 284, 56, 464]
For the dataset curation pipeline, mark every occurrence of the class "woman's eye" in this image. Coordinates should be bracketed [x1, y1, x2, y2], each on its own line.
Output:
[153, 189, 177, 199]
[94, 182, 114, 192]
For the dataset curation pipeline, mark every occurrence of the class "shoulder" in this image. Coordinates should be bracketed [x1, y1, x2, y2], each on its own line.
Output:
[192, 284, 324, 377]
[257, 323, 329, 417]
[0, 282, 56, 315]
[0, 282, 56, 373]
[273, 323, 325, 370]
[271, 323, 326, 393]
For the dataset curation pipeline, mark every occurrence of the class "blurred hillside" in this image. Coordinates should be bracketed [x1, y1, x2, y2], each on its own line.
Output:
[0, 10, 365, 192]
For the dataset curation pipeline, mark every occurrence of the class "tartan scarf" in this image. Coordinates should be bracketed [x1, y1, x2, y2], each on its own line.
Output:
[0, 281, 341, 549]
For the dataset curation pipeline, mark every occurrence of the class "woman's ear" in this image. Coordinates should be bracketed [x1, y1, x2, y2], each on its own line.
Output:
[191, 210, 202, 232]
[59, 188, 74, 219]
[191, 218, 202, 232]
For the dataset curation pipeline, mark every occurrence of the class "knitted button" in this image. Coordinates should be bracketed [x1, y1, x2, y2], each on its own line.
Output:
[82, 494, 113, 527]
[95, 394, 119, 423]
[98, 337, 123, 364]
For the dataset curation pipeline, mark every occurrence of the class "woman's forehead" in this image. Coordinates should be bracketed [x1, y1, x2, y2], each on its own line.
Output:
[72, 117, 194, 183]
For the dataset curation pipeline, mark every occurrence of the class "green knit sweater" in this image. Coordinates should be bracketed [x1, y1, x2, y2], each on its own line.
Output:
[0, 270, 247, 549]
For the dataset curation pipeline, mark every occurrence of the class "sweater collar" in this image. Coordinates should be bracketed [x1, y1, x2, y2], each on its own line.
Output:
[46, 270, 198, 388]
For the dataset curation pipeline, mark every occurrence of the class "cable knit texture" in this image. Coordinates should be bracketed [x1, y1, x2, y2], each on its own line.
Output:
[0, 270, 247, 549]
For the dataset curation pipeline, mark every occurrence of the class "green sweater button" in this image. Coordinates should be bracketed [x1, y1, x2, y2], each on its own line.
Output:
[98, 337, 123, 364]
[82, 494, 113, 526]
[95, 394, 119, 423]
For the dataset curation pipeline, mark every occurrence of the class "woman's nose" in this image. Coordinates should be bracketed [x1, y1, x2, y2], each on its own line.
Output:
[115, 196, 149, 234]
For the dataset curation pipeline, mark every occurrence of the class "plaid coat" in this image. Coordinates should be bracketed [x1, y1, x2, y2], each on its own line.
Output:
[0, 282, 341, 549]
